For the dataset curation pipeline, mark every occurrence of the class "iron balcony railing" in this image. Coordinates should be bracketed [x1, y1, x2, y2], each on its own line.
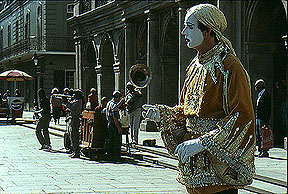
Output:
[0, 36, 74, 62]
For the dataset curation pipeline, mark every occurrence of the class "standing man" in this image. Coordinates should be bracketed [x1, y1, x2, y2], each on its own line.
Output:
[65, 89, 83, 158]
[126, 81, 142, 144]
[255, 79, 271, 157]
[106, 91, 122, 162]
[143, 4, 255, 193]
[35, 88, 52, 150]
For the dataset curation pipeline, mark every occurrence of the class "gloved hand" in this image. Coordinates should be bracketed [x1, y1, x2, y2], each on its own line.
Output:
[174, 138, 204, 163]
[142, 104, 161, 122]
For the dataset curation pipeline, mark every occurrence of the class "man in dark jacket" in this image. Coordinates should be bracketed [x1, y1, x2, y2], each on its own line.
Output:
[65, 89, 83, 158]
[255, 79, 271, 157]
[35, 88, 52, 150]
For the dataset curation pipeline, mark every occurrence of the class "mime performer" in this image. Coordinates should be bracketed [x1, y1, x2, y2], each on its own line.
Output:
[143, 4, 256, 194]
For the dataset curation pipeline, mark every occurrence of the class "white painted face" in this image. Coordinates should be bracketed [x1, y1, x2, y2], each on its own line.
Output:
[181, 13, 204, 49]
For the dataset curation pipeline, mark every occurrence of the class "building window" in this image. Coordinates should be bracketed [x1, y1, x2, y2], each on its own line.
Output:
[65, 70, 75, 88]
[25, 12, 30, 39]
[67, 3, 74, 14]
[0, 28, 3, 50]
[8, 24, 11, 46]
[15, 20, 19, 42]
[37, 5, 42, 49]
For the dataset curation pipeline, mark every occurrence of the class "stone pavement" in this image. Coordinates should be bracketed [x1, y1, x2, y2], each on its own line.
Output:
[0, 124, 187, 193]
[0, 111, 287, 193]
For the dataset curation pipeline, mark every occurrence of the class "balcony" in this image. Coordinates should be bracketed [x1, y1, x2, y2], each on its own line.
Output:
[0, 36, 74, 62]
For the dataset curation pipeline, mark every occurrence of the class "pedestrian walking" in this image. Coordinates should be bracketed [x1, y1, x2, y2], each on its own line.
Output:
[125, 81, 142, 144]
[255, 79, 271, 157]
[105, 91, 122, 162]
[35, 88, 52, 150]
[64, 89, 83, 158]
[50, 88, 62, 124]
[142, 4, 255, 193]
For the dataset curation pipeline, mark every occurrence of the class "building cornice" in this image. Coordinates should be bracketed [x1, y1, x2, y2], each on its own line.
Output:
[67, 1, 175, 36]
[0, 0, 26, 23]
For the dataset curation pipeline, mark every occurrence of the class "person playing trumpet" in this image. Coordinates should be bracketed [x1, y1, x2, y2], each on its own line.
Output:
[64, 89, 83, 158]
[143, 4, 255, 194]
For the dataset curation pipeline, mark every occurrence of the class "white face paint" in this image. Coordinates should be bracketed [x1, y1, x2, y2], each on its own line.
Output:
[181, 13, 204, 49]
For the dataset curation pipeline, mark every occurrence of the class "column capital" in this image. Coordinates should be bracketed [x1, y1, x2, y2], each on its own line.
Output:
[177, 0, 191, 11]
[144, 10, 158, 22]
[95, 64, 102, 74]
[113, 60, 120, 73]
[123, 19, 135, 29]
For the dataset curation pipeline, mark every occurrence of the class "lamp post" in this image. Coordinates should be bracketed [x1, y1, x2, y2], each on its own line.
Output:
[32, 52, 40, 106]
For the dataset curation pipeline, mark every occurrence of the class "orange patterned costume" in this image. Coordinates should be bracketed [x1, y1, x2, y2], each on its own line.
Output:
[157, 43, 256, 192]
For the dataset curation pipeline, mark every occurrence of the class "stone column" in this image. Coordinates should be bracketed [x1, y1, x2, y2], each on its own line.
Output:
[74, 36, 82, 89]
[124, 20, 136, 93]
[108, 30, 122, 92]
[146, 10, 161, 104]
[95, 61, 102, 105]
[92, 34, 103, 104]
[113, 59, 120, 91]
[178, 2, 195, 98]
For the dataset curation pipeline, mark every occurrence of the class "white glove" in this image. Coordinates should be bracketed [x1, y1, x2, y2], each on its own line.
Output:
[142, 104, 160, 122]
[174, 138, 204, 163]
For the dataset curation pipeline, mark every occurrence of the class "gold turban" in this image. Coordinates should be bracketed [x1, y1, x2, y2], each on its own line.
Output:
[187, 4, 236, 56]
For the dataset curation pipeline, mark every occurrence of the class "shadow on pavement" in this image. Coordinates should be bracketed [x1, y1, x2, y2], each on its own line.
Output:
[41, 147, 164, 169]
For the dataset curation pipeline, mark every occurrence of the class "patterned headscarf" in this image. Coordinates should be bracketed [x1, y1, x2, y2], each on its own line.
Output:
[187, 4, 236, 56]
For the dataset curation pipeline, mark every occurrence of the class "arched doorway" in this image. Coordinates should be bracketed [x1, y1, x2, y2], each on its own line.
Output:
[83, 40, 97, 101]
[118, 32, 125, 93]
[161, 14, 178, 106]
[136, 20, 148, 104]
[101, 37, 115, 99]
[247, 0, 287, 147]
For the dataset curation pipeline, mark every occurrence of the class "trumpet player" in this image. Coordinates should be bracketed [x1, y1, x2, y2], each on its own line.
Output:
[64, 89, 83, 158]
[143, 4, 255, 194]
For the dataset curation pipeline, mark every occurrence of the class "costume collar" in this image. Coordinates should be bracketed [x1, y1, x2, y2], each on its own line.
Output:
[196, 42, 228, 84]
[198, 42, 223, 64]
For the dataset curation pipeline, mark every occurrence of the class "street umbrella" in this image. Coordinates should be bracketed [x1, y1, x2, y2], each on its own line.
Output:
[0, 69, 34, 81]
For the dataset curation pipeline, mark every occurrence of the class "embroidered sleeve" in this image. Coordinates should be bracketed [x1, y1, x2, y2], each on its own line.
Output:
[156, 105, 190, 156]
[199, 56, 256, 185]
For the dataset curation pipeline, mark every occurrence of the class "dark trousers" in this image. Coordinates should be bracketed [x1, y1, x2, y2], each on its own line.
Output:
[69, 118, 80, 155]
[52, 106, 61, 122]
[35, 113, 51, 146]
[255, 118, 265, 152]
[106, 122, 122, 161]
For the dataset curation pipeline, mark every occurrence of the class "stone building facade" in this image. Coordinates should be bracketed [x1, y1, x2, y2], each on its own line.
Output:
[68, 0, 287, 146]
[0, 0, 75, 110]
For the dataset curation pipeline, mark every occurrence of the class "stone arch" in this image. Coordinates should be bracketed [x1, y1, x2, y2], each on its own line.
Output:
[160, 10, 178, 106]
[117, 29, 125, 92]
[136, 20, 147, 63]
[99, 32, 115, 99]
[82, 38, 97, 100]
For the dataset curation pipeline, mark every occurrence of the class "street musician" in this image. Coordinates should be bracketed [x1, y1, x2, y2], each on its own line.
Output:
[63, 89, 83, 158]
[143, 4, 255, 194]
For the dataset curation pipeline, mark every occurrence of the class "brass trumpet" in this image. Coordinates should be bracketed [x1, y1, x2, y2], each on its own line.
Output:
[53, 94, 72, 98]
[129, 64, 152, 89]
